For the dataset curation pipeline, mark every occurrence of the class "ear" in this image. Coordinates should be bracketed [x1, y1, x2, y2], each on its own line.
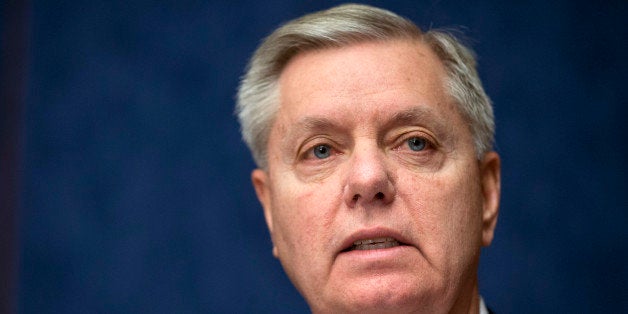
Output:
[251, 169, 279, 258]
[479, 151, 501, 247]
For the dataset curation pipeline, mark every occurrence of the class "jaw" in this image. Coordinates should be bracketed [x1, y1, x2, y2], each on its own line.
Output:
[312, 278, 480, 314]
[307, 249, 440, 313]
[304, 250, 481, 314]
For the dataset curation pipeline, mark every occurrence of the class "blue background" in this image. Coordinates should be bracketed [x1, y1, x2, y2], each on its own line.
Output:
[15, 0, 627, 313]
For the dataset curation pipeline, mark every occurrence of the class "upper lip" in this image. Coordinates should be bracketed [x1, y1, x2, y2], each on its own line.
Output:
[338, 227, 411, 254]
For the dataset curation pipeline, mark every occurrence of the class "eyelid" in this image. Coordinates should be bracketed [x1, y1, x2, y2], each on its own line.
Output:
[392, 130, 439, 151]
[297, 136, 339, 160]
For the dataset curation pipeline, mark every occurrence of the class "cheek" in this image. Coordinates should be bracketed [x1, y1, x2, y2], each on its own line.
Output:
[268, 176, 343, 294]
[271, 177, 340, 256]
[402, 165, 484, 252]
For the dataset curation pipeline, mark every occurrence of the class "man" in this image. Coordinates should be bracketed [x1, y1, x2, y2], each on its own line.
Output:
[236, 4, 500, 313]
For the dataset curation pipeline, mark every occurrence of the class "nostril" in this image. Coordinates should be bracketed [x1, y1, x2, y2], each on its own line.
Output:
[352, 194, 360, 201]
[375, 192, 384, 200]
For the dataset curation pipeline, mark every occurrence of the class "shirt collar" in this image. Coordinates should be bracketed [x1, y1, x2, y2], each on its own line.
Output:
[479, 296, 489, 314]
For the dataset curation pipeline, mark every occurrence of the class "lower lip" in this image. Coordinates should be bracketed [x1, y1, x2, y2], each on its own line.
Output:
[337, 244, 414, 262]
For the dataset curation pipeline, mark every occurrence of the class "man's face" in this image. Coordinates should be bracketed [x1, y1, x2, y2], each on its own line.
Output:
[252, 39, 500, 313]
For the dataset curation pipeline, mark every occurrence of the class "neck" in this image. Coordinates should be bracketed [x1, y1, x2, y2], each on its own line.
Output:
[449, 275, 480, 314]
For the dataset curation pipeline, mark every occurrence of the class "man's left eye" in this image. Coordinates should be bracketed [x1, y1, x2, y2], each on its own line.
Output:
[407, 137, 427, 151]
[312, 144, 332, 159]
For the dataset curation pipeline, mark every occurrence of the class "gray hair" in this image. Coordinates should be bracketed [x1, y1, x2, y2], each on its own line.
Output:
[236, 4, 494, 169]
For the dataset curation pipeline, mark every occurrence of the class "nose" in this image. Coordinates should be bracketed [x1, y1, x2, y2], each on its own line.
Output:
[343, 144, 395, 208]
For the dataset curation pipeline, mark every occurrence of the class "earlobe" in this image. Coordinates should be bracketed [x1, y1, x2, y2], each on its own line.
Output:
[252, 169, 278, 257]
[480, 151, 501, 246]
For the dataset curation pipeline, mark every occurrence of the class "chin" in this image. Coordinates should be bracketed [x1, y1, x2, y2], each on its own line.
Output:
[312, 274, 446, 314]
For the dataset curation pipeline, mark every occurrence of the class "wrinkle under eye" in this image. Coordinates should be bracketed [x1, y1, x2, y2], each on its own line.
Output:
[407, 137, 427, 151]
[313, 144, 331, 159]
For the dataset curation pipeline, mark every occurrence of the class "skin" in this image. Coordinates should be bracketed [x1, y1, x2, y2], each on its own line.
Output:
[252, 39, 500, 313]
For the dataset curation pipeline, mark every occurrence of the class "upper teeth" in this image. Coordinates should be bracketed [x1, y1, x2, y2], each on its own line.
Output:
[352, 237, 400, 250]
[353, 237, 395, 245]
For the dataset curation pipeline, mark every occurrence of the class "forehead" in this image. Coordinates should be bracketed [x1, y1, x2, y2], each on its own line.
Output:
[274, 39, 461, 135]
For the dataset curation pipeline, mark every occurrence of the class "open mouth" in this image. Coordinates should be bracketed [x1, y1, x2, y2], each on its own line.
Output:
[343, 237, 401, 252]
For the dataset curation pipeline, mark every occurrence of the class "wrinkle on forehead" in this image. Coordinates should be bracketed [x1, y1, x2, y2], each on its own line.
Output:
[278, 40, 447, 100]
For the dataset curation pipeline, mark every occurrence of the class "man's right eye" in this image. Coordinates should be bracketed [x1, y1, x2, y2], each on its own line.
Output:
[312, 144, 332, 159]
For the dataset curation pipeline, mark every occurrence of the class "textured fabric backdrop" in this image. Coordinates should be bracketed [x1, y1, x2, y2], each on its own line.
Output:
[18, 1, 627, 313]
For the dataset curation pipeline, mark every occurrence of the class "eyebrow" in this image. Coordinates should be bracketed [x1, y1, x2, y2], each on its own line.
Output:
[382, 106, 450, 136]
[280, 116, 344, 153]
[293, 106, 447, 132]
[296, 116, 341, 133]
[284, 116, 341, 140]
[281, 105, 454, 150]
